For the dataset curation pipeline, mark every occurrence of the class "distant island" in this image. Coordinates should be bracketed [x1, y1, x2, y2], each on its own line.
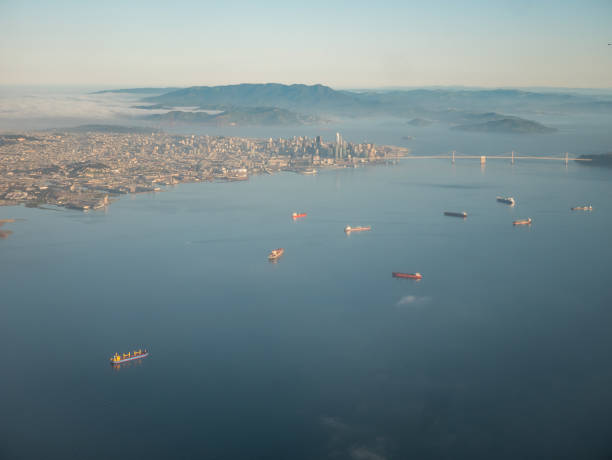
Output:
[146, 107, 325, 126]
[407, 118, 433, 127]
[452, 118, 557, 134]
[578, 152, 612, 167]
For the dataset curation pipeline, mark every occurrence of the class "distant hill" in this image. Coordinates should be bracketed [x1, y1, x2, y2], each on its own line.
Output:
[452, 118, 557, 134]
[141, 84, 612, 116]
[97, 83, 612, 125]
[407, 118, 433, 127]
[147, 107, 324, 126]
[369, 88, 612, 115]
[578, 152, 612, 167]
[144, 84, 368, 113]
[94, 84, 612, 116]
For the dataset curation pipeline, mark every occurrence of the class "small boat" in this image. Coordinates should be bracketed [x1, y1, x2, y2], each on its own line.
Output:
[392, 272, 423, 280]
[344, 225, 371, 233]
[444, 211, 468, 218]
[571, 205, 592, 211]
[513, 218, 532, 226]
[268, 248, 285, 260]
[110, 349, 149, 365]
[292, 212, 307, 219]
[497, 196, 516, 206]
[301, 168, 317, 175]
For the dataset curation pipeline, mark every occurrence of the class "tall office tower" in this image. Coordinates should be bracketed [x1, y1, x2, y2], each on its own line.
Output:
[336, 132, 342, 159]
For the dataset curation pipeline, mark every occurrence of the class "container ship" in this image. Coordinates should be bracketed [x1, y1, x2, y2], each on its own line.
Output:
[292, 212, 307, 219]
[497, 196, 516, 206]
[392, 272, 423, 280]
[344, 225, 371, 234]
[571, 205, 592, 211]
[268, 248, 285, 260]
[444, 211, 468, 218]
[513, 218, 532, 226]
[110, 349, 149, 365]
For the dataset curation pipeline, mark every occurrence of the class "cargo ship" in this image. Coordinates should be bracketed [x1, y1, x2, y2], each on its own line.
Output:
[110, 349, 149, 365]
[444, 211, 468, 218]
[268, 248, 285, 260]
[392, 272, 423, 280]
[571, 205, 592, 211]
[513, 218, 532, 226]
[292, 212, 307, 219]
[344, 225, 371, 233]
[497, 196, 516, 206]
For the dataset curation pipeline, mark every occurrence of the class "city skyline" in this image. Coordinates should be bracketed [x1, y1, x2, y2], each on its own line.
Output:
[1, 0, 611, 88]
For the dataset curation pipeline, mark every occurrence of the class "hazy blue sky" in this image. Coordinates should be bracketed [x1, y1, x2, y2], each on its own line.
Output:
[1, 0, 611, 88]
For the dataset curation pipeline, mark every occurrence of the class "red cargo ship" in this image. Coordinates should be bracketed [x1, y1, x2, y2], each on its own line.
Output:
[292, 212, 307, 219]
[392, 272, 423, 280]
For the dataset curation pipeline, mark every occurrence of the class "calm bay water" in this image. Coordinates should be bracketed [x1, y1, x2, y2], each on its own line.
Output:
[1, 159, 612, 459]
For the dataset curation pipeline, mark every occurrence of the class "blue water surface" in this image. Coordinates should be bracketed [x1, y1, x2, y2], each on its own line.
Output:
[1, 159, 611, 459]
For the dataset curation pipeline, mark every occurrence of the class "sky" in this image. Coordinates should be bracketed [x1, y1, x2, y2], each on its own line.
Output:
[1, 0, 611, 89]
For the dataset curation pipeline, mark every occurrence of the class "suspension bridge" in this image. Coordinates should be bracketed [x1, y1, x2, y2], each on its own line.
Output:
[403, 151, 591, 165]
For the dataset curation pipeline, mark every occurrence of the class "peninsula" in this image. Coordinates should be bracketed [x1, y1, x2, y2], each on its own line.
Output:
[0, 129, 408, 211]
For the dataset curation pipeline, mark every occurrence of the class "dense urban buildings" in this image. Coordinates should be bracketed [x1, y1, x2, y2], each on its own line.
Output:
[0, 131, 408, 210]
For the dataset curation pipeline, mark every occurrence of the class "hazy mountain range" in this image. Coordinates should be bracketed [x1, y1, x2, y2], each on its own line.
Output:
[95, 83, 612, 132]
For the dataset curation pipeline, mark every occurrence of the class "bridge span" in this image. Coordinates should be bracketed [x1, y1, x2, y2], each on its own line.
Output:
[403, 151, 591, 165]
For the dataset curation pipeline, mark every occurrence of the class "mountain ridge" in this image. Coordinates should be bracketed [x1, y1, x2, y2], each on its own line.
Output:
[146, 106, 324, 126]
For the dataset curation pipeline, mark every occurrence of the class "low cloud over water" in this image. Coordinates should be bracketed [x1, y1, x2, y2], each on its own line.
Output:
[0, 87, 158, 130]
[396, 295, 431, 307]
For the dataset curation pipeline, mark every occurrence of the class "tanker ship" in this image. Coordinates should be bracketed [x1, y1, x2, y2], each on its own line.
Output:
[344, 225, 371, 234]
[110, 349, 149, 365]
[392, 272, 423, 280]
[444, 211, 468, 218]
